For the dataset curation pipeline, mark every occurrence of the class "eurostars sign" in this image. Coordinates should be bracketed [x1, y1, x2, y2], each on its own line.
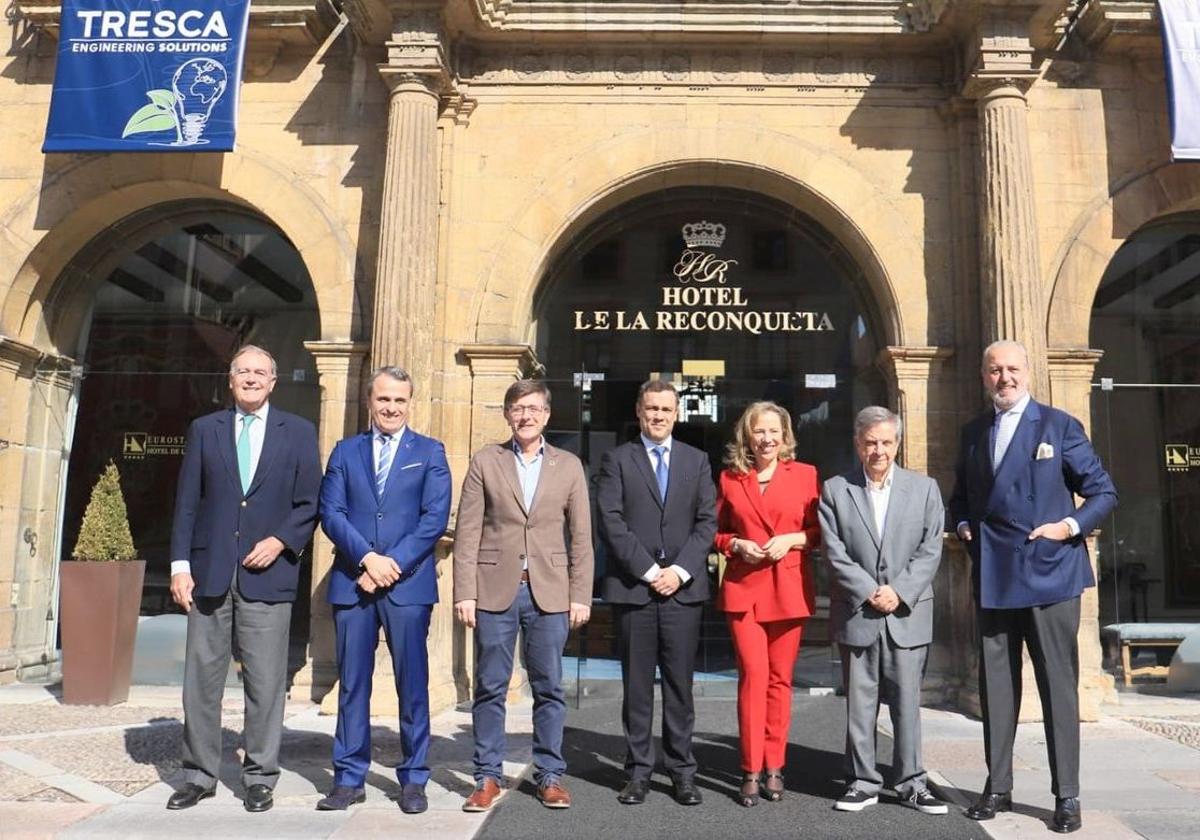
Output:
[43, 0, 251, 152]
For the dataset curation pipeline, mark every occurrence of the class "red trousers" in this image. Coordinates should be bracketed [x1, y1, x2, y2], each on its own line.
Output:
[728, 613, 804, 772]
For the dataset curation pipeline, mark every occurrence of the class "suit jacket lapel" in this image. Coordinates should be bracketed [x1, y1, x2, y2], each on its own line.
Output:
[501, 441, 530, 515]
[987, 401, 1041, 515]
[380, 431, 417, 502]
[216, 410, 243, 494]
[631, 442, 664, 510]
[247, 412, 285, 497]
[741, 469, 772, 531]
[528, 442, 558, 515]
[846, 469, 882, 551]
[358, 431, 378, 502]
[880, 467, 911, 549]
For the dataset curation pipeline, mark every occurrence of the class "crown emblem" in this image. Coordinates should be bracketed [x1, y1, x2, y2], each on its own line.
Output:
[681, 220, 726, 250]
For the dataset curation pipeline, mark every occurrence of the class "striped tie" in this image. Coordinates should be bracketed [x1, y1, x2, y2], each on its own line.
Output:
[376, 433, 393, 495]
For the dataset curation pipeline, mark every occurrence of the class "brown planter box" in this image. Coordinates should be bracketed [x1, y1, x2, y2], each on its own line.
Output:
[60, 560, 146, 705]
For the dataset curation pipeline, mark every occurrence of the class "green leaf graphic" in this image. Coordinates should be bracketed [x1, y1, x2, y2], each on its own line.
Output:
[146, 89, 176, 110]
[122, 104, 178, 138]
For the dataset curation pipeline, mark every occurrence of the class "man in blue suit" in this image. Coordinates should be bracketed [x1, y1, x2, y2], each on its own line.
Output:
[316, 366, 452, 814]
[950, 340, 1117, 834]
[168, 345, 321, 813]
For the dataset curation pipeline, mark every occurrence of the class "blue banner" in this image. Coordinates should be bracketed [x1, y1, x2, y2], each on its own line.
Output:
[1160, 0, 1200, 160]
[43, 0, 251, 153]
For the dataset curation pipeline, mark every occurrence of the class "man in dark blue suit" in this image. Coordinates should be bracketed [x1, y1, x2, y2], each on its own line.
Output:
[167, 345, 321, 813]
[950, 340, 1117, 834]
[315, 366, 451, 814]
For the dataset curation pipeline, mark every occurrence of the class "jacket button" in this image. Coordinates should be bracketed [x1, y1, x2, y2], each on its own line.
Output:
[369, 542, 375, 548]
[241, 501, 247, 507]
[377, 513, 383, 520]
[519, 554, 527, 561]
[234, 531, 239, 538]
[1027, 495, 1034, 501]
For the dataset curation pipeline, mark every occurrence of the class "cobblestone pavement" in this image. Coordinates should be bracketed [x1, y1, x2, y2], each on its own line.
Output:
[1122, 714, 1200, 751]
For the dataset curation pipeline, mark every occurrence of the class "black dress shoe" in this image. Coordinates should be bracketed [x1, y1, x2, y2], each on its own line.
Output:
[1051, 797, 1082, 833]
[244, 783, 274, 812]
[399, 783, 428, 814]
[166, 783, 215, 810]
[617, 779, 649, 805]
[964, 791, 1012, 821]
[672, 779, 703, 806]
[316, 785, 365, 811]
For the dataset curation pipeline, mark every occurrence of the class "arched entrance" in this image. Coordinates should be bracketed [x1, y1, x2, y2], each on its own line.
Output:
[533, 185, 887, 681]
[1089, 215, 1200, 631]
[55, 203, 321, 632]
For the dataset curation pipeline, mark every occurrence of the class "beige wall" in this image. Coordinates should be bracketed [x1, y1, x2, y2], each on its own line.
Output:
[0, 3, 1189, 714]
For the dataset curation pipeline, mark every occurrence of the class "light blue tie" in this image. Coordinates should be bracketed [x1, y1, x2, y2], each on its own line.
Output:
[653, 445, 668, 502]
[376, 434, 393, 496]
[237, 414, 256, 494]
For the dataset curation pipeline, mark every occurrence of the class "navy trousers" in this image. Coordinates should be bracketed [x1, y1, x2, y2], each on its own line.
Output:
[332, 597, 433, 787]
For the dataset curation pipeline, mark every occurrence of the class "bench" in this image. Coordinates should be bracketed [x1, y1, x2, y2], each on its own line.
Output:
[1102, 623, 1200, 687]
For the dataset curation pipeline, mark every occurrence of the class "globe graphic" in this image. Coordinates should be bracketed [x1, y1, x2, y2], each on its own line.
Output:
[171, 59, 229, 145]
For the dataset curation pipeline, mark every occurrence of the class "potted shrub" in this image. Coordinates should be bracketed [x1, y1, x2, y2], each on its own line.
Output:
[60, 460, 145, 705]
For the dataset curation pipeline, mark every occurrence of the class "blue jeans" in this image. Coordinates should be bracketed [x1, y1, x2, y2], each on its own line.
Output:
[473, 582, 569, 786]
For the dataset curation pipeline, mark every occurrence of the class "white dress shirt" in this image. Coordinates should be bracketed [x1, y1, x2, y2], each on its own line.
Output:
[638, 434, 691, 585]
[172, 402, 270, 577]
[864, 465, 894, 538]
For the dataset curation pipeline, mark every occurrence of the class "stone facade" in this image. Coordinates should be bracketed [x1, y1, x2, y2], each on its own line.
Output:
[0, 0, 1189, 721]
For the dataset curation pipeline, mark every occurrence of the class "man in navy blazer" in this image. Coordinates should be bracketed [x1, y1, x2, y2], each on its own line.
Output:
[316, 366, 451, 814]
[167, 345, 321, 813]
[950, 340, 1116, 834]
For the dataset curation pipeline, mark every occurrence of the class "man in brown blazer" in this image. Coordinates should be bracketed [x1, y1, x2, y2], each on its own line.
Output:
[453, 379, 594, 812]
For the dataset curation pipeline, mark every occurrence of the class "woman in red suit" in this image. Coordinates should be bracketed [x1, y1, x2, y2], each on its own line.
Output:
[715, 401, 820, 807]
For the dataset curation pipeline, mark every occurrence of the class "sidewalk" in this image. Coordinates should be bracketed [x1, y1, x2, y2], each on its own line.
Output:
[912, 687, 1200, 840]
[0, 683, 531, 840]
[1, 676, 1197, 839]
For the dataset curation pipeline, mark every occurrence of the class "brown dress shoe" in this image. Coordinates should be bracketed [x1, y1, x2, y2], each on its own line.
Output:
[463, 777, 504, 812]
[537, 781, 572, 809]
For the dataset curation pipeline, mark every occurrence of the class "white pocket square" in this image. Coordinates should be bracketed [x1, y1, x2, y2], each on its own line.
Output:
[401, 462, 423, 470]
[1036, 443, 1054, 460]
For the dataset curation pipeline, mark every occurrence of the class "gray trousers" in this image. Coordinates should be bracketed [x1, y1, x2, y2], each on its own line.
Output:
[841, 630, 929, 797]
[181, 575, 292, 790]
[977, 596, 1081, 799]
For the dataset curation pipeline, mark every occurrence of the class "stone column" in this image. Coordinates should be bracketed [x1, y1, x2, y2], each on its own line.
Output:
[291, 341, 369, 701]
[372, 72, 441, 419]
[1049, 348, 1113, 721]
[456, 344, 538, 702]
[973, 81, 1049, 397]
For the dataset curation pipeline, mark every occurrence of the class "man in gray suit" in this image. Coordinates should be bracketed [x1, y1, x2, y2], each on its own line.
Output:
[819, 406, 947, 815]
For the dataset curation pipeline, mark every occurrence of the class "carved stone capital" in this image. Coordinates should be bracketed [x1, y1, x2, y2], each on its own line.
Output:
[877, 345, 955, 382]
[960, 6, 1041, 99]
[458, 344, 537, 379]
[1047, 348, 1105, 382]
[0, 336, 45, 378]
[304, 341, 371, 374]
[961, 75, 1034, 101]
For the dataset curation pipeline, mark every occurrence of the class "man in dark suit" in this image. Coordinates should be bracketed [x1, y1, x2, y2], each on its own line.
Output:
[950, 340, 1117, 834]
[597, 379, 717, 807]
[453, 379, 594, 812]
[820, 406, 946, 816]
[315, 366, 452, 814]
[167, 345, 321, 812]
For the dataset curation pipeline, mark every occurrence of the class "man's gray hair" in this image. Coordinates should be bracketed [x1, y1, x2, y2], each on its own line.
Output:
[981, 339, 1029, 371]
[366, 365, 413, 397]
[854, 406, 902, 441]
[229, 345, 277, 377]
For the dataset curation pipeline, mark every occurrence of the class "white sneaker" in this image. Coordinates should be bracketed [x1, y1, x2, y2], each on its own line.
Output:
[904, 789, 949, 815]
[834, 788, 879, 811]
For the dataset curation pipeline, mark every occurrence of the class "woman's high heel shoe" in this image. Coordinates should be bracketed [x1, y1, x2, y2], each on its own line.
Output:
[739, 773, 761, 807]
[762, 769, 784, 802]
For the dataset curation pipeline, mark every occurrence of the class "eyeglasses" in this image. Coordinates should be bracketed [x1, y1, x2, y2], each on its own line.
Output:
[507, 405, 548, 417]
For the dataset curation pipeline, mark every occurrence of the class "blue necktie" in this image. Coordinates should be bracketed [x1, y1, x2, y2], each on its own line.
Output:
[653, 445, 668, 502]
[376, 434, 393, 495]
[237, 414, 256, 494]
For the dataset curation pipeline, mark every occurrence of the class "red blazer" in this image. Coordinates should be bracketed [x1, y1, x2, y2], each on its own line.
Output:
[715, 460, 821, 621]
